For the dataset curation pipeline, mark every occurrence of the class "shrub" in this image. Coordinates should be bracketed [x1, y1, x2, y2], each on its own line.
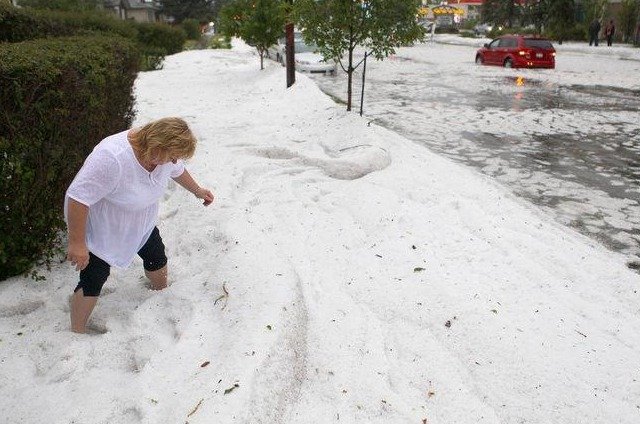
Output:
[183, 39, 200, 50]
[18, 0, 101, 12]
[139, 45, 166, 71]
[181, 18, 202, 40]
[487, 27, 539, 38]
[0, 35, 139, 280]
[135, 21, 187, 56]
[0, 2, 137, 42]
[568, 23, 587, 41]
[461, 19, 478, 30]
[543, 23, 587, 42]
[434, 27, 459, 34]
[459, 29, 477, 38]
[207, 34, 232, 49]
[487, 27, 508, 37]
[0, 4, 184, 69]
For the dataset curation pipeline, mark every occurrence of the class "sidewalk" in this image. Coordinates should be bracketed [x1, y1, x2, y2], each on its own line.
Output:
[0, 43, 639, 424]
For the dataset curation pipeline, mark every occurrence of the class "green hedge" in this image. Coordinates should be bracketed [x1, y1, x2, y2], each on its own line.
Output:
[207, 34, 232, 49]
[135, 21, 187, 56]
[435, 27, 459, 34]
[0, 35, 140, 279]
[544, 24, 587, 42]
[181, 18, 201, 40]
[0, 4, 186, 61]
[485, 24, 588, 42]
[0, 3, 136, 41]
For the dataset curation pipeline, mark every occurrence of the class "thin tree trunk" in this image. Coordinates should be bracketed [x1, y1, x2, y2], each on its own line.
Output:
[347, 47, 353, 111]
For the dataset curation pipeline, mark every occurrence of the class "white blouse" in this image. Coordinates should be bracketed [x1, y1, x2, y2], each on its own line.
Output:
[65, 130, 185, 268]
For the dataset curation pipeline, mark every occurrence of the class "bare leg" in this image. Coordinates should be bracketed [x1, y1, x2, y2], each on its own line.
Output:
[145, 265, 168, 290]
[70, 290, 99, 333]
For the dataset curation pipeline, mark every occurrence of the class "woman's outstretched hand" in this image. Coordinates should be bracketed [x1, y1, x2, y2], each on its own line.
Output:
[195, 187, 215, 206]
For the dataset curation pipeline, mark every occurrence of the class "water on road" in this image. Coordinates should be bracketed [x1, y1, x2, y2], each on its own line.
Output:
[307, 41, 640, 266]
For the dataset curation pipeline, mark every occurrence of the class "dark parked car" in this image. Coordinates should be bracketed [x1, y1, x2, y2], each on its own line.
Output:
[475, 35, 556, 69]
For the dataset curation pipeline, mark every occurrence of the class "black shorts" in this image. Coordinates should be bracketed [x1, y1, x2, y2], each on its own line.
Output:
[74, 227, 167, 296]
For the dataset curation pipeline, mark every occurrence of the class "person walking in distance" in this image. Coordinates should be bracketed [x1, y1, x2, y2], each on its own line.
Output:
[604, 20, 615, 46]
[589, 18, 601, 46]
[65, 117, 214, 333]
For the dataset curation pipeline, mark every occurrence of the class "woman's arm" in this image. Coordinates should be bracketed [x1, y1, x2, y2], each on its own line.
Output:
[173, 169, 215, 206]
[67, 198, 90, 271]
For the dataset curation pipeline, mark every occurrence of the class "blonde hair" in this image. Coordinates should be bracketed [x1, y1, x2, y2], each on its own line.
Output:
[129, 117, 197, 162]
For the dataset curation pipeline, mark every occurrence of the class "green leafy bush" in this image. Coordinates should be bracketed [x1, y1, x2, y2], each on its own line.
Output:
[565, 23, 587, 41]
[486, 27, 508, 37]
[487, 22, 586, 42]
[434, 27, 459, 34]
[487, 27, 539, 38]
[461, 19, 478, 31]
[459, 29, 477, 38]
[0, 2, 137, 42]
[0, 35, 139, 280]
[135, 21, 187, 56]
[183, 39, 200, 50]
[0, 3, 184, 69]
[17, 0, 101, 12]
[207, 34, 232, 49]
[139, 45, 166, 71]
[181, 18, 201, 40]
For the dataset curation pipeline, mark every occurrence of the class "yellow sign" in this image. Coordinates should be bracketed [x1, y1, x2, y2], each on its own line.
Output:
[432, 6, 465, 16]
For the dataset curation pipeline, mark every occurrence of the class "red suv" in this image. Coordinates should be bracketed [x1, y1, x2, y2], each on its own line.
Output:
[475, 35, 556, 69]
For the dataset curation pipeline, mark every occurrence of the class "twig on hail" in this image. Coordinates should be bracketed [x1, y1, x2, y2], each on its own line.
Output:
[187, 398, 204, 418]
[214, 282, 229, 310]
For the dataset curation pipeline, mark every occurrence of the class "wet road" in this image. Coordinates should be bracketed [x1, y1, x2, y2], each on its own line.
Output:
[307, 41, 640, 266]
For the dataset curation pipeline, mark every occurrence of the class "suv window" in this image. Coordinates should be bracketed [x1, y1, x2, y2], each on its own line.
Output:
[498, 38, 517, 48]
[488, 39, 501, 48]
[524, 39, 553, 49]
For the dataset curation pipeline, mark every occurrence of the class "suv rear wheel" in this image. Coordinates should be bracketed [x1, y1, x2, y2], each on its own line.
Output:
[475, 55, 483, 65]
[503, 58, 513, 68]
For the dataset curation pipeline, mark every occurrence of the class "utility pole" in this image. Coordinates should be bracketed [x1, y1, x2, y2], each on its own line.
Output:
[285, 1, 295, 87]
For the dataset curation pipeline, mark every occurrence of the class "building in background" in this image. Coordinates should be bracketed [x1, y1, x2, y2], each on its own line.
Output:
[103, 0, 161, 23]
[419, 1, 486, 24]
[451, 0, 483, 21]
